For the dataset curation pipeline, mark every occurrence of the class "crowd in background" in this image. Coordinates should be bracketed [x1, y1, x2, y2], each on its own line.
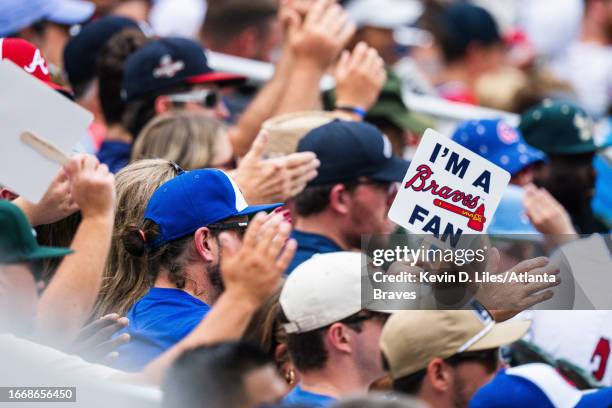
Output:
[0, 0, 611, 407]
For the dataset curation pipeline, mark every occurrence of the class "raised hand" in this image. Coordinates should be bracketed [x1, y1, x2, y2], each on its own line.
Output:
[335, 42, 387, 111]
[219, 212, 296, 308]
[13, 168, 79, 226]
[233, 132, 319, 203]
[286, 0, 356, 71]
[475, 248, 560, 322]
[65, 154, 115, 220]
[523, 183, 576, 235]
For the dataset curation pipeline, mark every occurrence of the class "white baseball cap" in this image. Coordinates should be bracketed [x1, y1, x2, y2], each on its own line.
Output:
[280, 252, 371, 334]
[345, 0, 424, 29]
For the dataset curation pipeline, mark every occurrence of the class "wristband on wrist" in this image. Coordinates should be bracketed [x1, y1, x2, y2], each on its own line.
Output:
[335, 105, 367, 119]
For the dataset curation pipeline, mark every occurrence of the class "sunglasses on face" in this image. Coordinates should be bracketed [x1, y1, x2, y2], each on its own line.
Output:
[445, 348, 501, 373]
[167, 89, 221, 109]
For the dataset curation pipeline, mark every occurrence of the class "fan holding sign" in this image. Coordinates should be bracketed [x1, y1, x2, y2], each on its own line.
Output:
[388, 128, 511, 246]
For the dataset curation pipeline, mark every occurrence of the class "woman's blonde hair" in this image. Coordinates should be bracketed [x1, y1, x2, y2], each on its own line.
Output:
[92, 159, 182, 318]
[131, 111, 228, 170]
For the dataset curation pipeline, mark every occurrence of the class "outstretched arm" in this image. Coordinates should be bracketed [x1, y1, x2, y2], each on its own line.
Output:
[35, 155, 116, 348]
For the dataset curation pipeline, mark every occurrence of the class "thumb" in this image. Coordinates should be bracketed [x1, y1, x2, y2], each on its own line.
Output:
[242, 131, 269, 164]
[485, 246, 500, 273]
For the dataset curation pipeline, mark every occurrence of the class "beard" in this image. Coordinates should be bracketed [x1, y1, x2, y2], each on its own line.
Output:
[208, 260, 225, 295]
[452, 374, 471, 408]
[208, 236, 225, 295]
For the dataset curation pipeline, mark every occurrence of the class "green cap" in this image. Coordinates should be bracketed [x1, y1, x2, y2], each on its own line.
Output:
[0, 201, 73, 264]
[367, 71, 434, 135]
[519, 100, 598, 155]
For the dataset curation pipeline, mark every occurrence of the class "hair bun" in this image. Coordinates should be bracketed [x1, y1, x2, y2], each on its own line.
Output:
[122, 225, 147, 257]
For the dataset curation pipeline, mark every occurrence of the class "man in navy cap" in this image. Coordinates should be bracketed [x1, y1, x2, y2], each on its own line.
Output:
[112, 168, 286, 371]
[64, 16, 148, 158]
[63, 15, 143, 101]
[98, 37, 244, 173]
[288, 120, 409, 273]
[425, 3, 505, 105]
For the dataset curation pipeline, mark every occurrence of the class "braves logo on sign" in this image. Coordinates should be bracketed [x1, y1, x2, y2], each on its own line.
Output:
[497, 121, 519, 144]
[23, 49, 49, 76]
[388, 129, 510, 246]
[153, 55, 185, 78]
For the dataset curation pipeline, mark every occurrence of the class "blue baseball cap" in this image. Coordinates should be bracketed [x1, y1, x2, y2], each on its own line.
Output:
[297, 120, 410, 186]
[0, 0, 94, 37]
[122, 37, 245, 102]
[144, 169, 282, 249]
[452, 119, 546, 176]
[63, 16, 141, 87]
[46, 0, 95, 26]
[488, 185, 540, 237]
[470, 363, 612, 408]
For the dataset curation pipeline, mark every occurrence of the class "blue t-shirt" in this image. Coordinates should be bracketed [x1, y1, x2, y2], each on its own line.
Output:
[282, 385, 336, 408]
[112, 288, 211, 372]
[97, 140, 131, 174]
[285, 230, 343, 274]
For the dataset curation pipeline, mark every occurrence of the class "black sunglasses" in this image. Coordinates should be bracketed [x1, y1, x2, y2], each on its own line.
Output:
[445, 348, 501, 372]
[208, 221, 249, 238]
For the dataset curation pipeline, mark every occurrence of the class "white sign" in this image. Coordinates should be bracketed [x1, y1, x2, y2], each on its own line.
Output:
[0, 60, 93, 202]
[388, 129, 510, 246]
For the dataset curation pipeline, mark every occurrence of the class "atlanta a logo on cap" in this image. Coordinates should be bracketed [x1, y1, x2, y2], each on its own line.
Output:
[24, 49, 49, 76]
[153, 54, 185, 79]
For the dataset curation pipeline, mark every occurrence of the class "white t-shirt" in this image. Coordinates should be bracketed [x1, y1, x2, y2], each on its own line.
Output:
[550, 42, 612, 118]
[0, 333, 121, 381]
[0, 334, 162, 407]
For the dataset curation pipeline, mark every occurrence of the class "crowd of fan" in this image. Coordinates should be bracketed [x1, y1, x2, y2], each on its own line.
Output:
[0, 0, 611, 407]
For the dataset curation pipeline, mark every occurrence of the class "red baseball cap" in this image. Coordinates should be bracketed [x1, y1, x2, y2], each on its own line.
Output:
[0, 38, 67, 92]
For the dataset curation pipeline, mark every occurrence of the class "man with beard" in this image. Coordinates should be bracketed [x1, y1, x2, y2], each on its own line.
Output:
[287, 120, 409, 273]
[112, 168, 285, 371]
[519, 100, 610, 233]
[380, 308, 530, 408]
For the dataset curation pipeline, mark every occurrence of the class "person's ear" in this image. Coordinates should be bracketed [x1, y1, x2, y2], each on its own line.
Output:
[326, 323, 353, 354]
[328, 184, 352, 216]
[154, 95, 173, 114]
[193, 227, 216, 262]
[426, 358, 452, 392]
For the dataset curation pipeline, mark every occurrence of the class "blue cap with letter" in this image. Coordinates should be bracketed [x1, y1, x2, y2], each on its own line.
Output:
[144, 168, 282, 249]
[452, 118, 545, 176]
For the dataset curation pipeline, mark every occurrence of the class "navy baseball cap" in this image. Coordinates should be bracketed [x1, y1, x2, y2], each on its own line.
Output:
[452, 119, 546, 176]
[297, 120, 409, 186]
[470, 363, 612, 408]
[439, 3, 502, 51]
[122, 37, 245, 102]
[63, 16, 141, 87]
[144, 169, 282, 249]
